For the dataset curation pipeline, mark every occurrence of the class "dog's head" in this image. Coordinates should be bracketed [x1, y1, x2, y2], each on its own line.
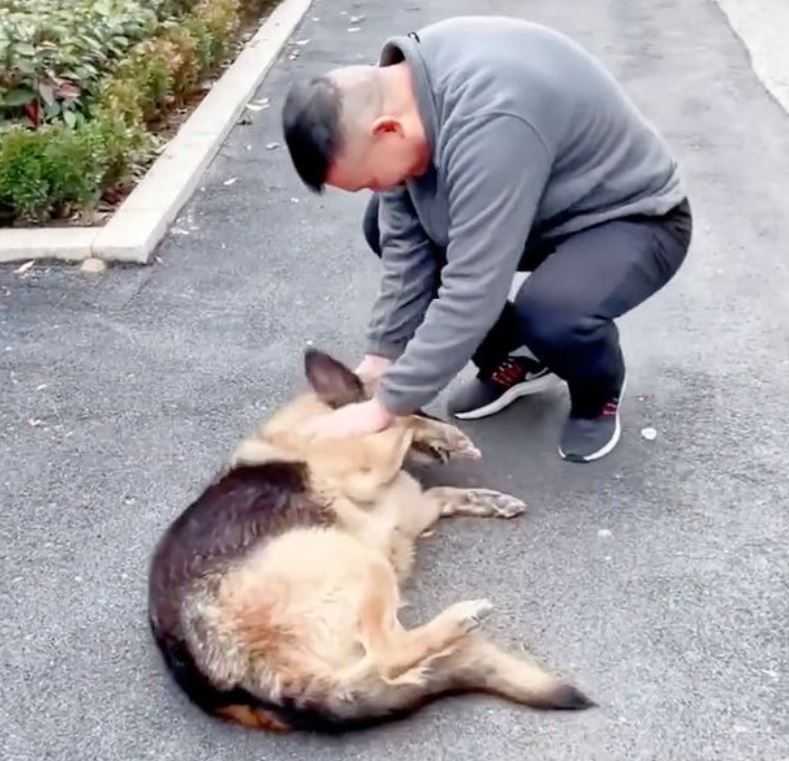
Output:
[228, 349, 413, 498]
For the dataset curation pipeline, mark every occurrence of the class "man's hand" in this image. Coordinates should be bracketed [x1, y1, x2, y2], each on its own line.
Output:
[354, 354, 392, 382]
[301, 397, 396, 440]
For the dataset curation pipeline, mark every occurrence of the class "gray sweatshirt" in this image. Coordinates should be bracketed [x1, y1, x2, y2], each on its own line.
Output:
[367, 16, 685, 415]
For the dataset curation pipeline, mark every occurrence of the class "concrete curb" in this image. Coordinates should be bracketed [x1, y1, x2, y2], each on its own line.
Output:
[0, 0, 313, 266]
[713, 0, 789, 116]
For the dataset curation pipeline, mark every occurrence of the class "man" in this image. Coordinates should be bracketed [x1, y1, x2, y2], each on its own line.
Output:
[280, 16, 692, 462]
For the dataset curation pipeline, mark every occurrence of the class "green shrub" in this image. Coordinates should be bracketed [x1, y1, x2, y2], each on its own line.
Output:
[100, 39, 175, 124]
[0, 116, 150, 222]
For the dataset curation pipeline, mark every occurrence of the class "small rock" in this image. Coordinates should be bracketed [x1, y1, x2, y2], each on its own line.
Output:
[347, 26, 361, 32]
[641, 427, 658, 441]
[266, 142, 280, 150]
[80, 258, 106, 274]
[349, 15, 365, 23]
[597, 528, 612, 538]
[290, 197, 300, 203]
[223, 176, 238, 186]
[14, 260, 34, 275]
[36, 383, 48, 391]
[294, 38, 311, 46]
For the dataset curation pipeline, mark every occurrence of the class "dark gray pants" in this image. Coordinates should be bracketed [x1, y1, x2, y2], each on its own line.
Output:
[362, 195, 693, 414]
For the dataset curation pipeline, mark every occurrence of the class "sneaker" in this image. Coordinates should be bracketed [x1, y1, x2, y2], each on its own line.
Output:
[448, 355, 559, 420]
[558, 375, 627, 463]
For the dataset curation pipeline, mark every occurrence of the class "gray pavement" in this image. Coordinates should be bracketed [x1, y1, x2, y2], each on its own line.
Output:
[2, 0, 788, 759]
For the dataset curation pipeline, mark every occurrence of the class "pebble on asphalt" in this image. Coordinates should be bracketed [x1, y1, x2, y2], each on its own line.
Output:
[80, 258, 106, 274]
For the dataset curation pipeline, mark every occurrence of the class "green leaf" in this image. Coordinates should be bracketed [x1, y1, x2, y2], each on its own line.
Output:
[1, 87, 35, 106]
[15, 59, 36, 76]
[63, 109, 76, 128]
[37, 82, 55, 106]
[44, 101, 61, 118]
[14, 43, 36, 56]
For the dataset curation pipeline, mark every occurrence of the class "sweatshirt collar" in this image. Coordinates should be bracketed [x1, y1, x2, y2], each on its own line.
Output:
[378, 33, 438, 165]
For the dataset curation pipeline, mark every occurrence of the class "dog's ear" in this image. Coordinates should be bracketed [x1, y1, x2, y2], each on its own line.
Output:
[304, 348, 365, 408]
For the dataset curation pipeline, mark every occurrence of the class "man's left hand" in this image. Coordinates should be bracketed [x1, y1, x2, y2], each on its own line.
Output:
[302, 397, 395, 440]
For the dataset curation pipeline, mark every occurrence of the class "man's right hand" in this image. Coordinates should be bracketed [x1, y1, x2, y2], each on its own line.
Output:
[354, 354, 392, 383]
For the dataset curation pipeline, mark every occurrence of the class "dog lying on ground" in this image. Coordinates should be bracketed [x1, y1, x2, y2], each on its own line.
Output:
[147, 348, 594, 733]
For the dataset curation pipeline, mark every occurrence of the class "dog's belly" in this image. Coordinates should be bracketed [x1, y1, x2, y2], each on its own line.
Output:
[219, 527, 389, 669]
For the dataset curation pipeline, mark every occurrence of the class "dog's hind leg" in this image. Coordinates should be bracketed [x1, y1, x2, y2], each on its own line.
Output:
[424, 486, 527, 519]
[351, 561, 495, 683]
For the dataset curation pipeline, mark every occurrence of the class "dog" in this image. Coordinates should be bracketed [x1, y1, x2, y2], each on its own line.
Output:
[147, 348, 594, 733]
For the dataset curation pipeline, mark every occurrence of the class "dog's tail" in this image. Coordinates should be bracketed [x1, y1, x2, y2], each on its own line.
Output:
[442, 635, 596, 710]
[150, 621, 294, 732]
[273, 636, 595, 734]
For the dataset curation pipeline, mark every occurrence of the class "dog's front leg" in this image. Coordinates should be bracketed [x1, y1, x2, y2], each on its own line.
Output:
[424, 487, 527, 519]
[408, 417, 482, 465]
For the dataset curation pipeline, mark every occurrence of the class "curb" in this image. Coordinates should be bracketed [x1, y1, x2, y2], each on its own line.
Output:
[0, 0, 313, 266]
[713, 0, 789, 116]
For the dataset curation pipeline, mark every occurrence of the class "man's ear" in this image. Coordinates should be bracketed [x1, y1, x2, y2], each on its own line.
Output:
[304, 348, 366, 408]
[371, 116, 404, 138]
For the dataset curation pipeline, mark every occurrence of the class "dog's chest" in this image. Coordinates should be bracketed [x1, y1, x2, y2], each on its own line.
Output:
[373, 475, 428, 536]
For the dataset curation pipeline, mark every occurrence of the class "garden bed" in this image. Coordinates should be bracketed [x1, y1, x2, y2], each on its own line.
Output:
[0, 0, 282, 228]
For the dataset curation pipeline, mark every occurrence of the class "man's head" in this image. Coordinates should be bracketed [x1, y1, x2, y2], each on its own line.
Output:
[281, 63, 430, 193]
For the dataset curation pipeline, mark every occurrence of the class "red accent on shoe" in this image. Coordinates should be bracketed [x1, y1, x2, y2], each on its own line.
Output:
[601, 400, 619, 416]
[490, 359, 527, 387]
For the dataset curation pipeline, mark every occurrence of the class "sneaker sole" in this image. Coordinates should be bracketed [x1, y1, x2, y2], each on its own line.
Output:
[558, 374, 627, 463]
[452, 372, 561, 420]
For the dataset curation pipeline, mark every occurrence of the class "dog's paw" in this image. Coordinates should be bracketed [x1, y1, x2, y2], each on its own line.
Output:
[448, 598, 495, 634]
[416, 422, 482, 463]
[463, 488, 527, 518]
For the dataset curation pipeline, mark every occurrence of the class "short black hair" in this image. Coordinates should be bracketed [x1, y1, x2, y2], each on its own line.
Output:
[281, 76, 343, 193]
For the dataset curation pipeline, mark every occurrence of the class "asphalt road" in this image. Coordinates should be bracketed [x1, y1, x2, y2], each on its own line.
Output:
[2, 0, 788, 759]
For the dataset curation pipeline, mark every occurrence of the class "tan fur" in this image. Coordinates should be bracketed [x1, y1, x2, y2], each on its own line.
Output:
[172, 353, 593, 731]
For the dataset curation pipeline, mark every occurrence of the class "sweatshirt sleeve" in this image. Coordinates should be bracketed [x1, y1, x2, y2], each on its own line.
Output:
[375, 114, 553, 415]
[365, 185, 440, 360]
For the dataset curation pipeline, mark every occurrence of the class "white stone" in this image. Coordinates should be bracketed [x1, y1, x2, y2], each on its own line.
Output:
[80, 258, 107, 274]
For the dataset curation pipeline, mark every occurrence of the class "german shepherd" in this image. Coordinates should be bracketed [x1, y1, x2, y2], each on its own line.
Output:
[147, 348, 594, 733]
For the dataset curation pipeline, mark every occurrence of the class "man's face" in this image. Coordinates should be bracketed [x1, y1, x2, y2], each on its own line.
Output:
[325, 118, 426, 192]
